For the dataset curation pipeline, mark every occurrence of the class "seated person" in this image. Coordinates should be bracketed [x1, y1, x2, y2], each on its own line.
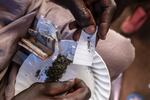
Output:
[0, 0, 135, 99]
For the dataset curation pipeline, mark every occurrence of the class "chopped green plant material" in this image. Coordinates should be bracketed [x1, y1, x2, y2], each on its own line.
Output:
[46, 55, 72, 82]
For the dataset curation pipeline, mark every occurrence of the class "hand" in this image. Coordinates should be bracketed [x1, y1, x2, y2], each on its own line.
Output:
[12, 79, 91, 100]
[53, 0, 116, 40]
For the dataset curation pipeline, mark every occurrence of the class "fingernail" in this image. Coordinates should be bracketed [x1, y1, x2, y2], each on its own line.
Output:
[83, 25, 96, 35]
[69, 79, 75, 83]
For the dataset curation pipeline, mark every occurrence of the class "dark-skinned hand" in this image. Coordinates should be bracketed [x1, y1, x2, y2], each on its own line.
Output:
[52, 0, 116, 40]
[0, 0, 116, 72]
[12, 79, 91, 100]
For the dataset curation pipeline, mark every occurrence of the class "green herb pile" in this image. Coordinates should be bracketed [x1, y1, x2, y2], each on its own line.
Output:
[45, 55, 72, 82]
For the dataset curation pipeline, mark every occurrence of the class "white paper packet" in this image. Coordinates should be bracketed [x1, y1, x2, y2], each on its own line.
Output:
[73, 28, 97, 66]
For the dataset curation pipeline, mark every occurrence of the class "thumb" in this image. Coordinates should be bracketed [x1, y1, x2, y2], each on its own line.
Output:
[43, 80, 75, 96]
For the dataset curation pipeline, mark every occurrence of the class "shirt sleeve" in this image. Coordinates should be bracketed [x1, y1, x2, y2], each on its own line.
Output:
[0, 0, 33, 28]
[0, 0, 42, 81]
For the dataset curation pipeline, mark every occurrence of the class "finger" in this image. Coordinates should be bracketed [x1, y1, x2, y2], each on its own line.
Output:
[72, 79, 91, 93]
[55, 79, 91, 100]
[98, 0, 116, 40]
[53, 0, 95, 28]
[85, 0, 97, 6]
[70, 21, 96, 41]
[83, 25, 96, 34]
[43, 80, 75, 96]
[68, 79, 91, 98]
[69, 21, 80, 30]
[73, 29, 81, 41]
[72, 25, 96, 41]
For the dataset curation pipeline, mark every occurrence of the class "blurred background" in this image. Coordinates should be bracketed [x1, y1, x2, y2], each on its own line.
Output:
[111, 0, 150, 99]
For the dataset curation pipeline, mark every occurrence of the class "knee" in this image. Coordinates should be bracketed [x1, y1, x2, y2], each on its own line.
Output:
[111, 38, 135, 80]
[96, 29, 135, 80]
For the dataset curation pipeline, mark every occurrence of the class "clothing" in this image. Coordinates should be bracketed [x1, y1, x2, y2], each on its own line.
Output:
[0, 0, 135, 99]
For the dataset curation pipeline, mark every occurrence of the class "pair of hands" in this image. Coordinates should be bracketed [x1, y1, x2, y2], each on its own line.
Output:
[0, 0, 115, 100]
[12, 79, 91, 100]
[0, 0, 116, 40]
[52, 0, 116, 40]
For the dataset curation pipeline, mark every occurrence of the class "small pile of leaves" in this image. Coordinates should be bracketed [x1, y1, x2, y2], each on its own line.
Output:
[45, 55, 72, 82]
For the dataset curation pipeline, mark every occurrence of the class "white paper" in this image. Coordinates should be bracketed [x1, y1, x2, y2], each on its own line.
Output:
[73, 29, 97, 66]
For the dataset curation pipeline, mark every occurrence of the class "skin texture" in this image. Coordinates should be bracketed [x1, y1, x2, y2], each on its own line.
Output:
[12, 79, 91, 100]
[53, 0, 116, 39]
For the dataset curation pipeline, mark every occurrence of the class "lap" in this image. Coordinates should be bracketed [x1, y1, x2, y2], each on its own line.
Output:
[96, 29, 135, 80]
